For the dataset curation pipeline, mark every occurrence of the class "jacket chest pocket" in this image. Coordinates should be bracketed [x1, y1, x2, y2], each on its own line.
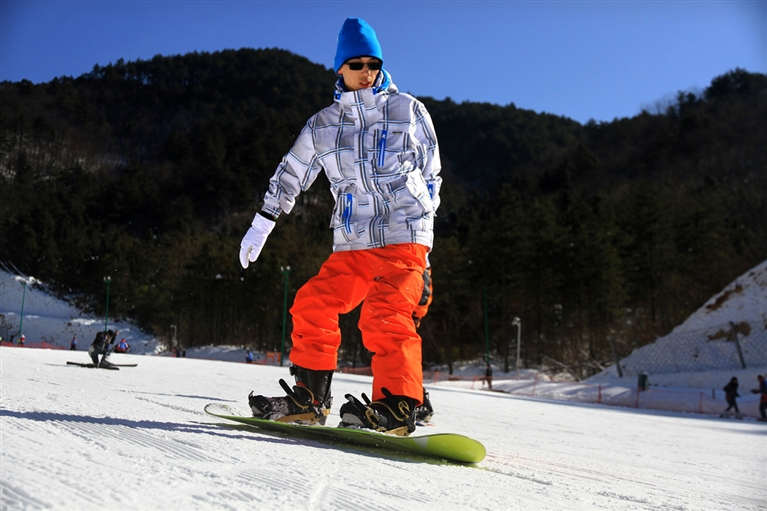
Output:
[369, 129, 411, 174]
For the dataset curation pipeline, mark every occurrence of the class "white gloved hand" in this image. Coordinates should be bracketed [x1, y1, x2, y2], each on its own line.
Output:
[239, 213, 276, 269]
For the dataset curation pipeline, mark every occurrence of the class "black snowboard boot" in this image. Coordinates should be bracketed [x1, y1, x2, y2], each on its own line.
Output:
[414, 390, 434, 422]
[249, 365, 333, 425]
[339, 388, 417, 436]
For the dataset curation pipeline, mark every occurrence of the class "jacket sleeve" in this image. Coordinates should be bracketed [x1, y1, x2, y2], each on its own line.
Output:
[261, 118, 322, 218]
[413, 101, 442, 214]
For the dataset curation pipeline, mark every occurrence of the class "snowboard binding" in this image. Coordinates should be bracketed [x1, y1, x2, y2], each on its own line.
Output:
[339, 388, 417, 436]
[249, 365, 333, 425]
[415, 390, 434, 422]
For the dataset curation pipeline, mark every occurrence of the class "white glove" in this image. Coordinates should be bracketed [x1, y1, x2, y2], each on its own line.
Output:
[239, 213, 276, 269]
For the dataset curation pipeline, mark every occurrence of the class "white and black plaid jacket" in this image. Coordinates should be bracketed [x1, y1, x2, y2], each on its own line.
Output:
[261, 72, 442, 252]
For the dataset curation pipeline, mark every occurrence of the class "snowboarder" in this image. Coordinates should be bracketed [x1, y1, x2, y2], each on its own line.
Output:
[246, 350, 254, 364]
[240, 17, 441, 436]
[721, 377, 741, 419]
[89, 330, 117, 367]
[752, 375, 767, 422]
[70, 336, 77, 350]
[19, 334, 25, 346]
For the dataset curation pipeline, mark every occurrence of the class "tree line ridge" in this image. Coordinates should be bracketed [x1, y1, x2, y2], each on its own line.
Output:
[1, 48, 765, 376]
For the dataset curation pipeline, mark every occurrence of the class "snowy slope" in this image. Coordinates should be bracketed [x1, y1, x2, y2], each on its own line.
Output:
[2, 347, 766, 511]
[591, 260, 767, 379]
[674, 259, 767, 335]
[0, 270, 157, 353]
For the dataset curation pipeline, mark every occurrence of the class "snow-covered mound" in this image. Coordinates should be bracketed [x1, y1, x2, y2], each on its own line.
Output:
[591, 259, 767, 380]
[674, 258, 767, 334]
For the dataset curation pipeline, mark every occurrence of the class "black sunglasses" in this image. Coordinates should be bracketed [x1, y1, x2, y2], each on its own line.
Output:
[346, 61, 382, 71]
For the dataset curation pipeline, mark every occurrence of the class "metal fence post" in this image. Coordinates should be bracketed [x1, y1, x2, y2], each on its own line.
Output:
[730, 322, 747, 370]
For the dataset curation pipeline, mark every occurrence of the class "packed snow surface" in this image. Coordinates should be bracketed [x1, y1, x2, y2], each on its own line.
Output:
[2, 347, 766, 511]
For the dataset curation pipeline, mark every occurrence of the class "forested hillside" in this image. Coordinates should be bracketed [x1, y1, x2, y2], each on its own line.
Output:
[1, 48, 765, 377]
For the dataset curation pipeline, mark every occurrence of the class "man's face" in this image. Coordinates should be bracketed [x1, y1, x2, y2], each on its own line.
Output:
[338, 57, 382, 91]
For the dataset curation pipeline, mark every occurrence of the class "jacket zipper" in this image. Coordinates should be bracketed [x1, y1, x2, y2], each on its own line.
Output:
[342, 193, 353, 234]
[377, 129, 388, 168]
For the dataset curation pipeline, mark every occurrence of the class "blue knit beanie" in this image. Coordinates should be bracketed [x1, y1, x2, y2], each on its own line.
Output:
[334, 18, 383, 72]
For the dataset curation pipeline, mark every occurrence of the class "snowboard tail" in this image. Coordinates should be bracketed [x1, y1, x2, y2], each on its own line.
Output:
[204, 403, 485, 464]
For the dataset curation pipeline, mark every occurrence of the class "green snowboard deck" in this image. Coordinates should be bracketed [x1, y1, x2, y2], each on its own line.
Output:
[204, 403, 485, 464]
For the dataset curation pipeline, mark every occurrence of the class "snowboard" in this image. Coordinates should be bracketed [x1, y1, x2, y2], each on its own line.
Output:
[66, 361, 138, 370]
[204, 403, 485, 464]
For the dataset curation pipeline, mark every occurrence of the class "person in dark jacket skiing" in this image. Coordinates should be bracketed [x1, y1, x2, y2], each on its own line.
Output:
[240, 17, 441, 436]
[89, 329, 117, 367]
[752, 375, 767, 422]
[721, 377, 741, 418]
[484, 362, 494, 390]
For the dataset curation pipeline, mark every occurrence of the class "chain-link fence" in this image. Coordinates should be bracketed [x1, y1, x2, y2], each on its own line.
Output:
[617, 320, 767, 377]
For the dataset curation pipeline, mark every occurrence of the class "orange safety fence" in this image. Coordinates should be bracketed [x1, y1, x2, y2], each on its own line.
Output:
[426, 373, 760, 418]
[1, 341, 66, 350]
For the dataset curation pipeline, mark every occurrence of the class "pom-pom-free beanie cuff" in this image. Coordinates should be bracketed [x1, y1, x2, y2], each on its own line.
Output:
[334, 18, 383, 72]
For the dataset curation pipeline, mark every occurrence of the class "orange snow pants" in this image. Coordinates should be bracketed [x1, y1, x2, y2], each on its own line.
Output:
[289, 243, 428, 404]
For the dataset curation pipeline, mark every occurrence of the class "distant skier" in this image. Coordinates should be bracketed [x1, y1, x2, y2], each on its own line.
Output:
[751, 375, 767, 422]
[19, 334, 25, 346]
[246, 350, 254, 364]
[721, 377, 741, 419]
[483, 362, 494, 391]
[89, 330, 117, 367]
[70, 336, 77, 350]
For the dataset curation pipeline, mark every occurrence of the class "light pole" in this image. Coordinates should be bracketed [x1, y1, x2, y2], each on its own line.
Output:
[280, 266, 291, 367]
[512, 317, 521, 378]
[17, 279, 27, 340]
[103, 276, 112, 332]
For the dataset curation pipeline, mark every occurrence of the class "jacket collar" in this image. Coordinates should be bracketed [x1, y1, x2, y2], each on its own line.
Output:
[333, 69, 394, 101]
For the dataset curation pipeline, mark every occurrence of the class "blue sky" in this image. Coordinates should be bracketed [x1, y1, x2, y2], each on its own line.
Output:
[2, 1, 765, 123]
